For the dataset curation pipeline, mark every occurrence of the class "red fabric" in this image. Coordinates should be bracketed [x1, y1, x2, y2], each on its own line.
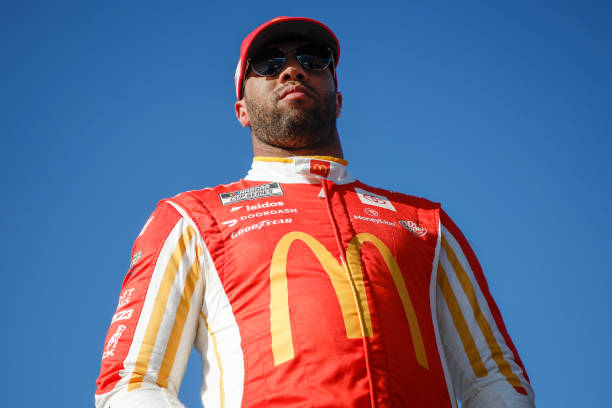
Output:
[170, 180, 450, 406]
[96, 173, 531, 405]
[95, 158, 532, 406]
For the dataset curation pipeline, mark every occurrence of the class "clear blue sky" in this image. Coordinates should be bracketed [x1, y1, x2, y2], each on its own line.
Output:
[2, 1, 611, 407]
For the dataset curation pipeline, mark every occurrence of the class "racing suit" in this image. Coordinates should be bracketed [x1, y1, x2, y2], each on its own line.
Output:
[95, 156, 534, 407]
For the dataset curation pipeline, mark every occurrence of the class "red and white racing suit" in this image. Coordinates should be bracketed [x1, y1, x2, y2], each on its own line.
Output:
[95, 156, 534, 407]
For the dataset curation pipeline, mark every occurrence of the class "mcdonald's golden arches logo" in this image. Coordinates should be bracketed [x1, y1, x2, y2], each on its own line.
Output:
[309, 159, 331, 178]
[269, 231, 430, 370]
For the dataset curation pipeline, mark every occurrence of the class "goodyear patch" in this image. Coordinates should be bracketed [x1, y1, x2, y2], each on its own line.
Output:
[219, 182, 284, 205]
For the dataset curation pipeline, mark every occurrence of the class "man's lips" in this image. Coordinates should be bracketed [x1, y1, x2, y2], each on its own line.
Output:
[279, 85, 313, 100]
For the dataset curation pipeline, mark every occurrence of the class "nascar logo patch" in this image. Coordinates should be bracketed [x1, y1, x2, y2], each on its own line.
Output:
[219, 182, 284, 205]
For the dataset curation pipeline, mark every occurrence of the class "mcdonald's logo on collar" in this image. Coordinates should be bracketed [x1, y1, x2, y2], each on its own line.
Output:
[309, 159, 331, 178]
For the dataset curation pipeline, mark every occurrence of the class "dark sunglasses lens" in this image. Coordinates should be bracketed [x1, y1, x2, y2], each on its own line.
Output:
[296, 44, 332, 70]
[251, 47, 285, 76]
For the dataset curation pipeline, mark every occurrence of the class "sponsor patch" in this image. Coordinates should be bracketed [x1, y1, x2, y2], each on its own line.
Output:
[247, 201, 284, 211]
[130, 251, 142, 267]
[231, 218, 293, 239]
[399, 219, 428, 237]
[102, 324, 126, 359]
[355, 188, 396, 211]
[364, 208, 379, 217]
[222, 207, 296, 229]
[117, 288, 135, 309]
[310, 159, 331, 178]
[219, 182, 284, 205]
[240, 208, 297, 221]
[111, 309, 133, 323]
[353, 214, 396, 227]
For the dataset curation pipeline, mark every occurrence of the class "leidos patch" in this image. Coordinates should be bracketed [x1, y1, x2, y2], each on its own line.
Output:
[355, 188, 396, 211]
[219, 182, 284, 205]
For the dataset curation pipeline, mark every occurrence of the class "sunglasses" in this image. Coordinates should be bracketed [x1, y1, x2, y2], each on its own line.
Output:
[247, 43, 335, 77]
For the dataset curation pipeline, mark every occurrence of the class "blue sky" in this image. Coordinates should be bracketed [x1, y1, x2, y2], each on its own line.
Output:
[2, 1, 611, 407]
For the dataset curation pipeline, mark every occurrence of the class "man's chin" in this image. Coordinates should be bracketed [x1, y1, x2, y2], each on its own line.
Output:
[247, 92, 336, 149]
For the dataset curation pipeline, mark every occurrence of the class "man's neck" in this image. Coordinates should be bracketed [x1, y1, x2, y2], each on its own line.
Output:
[250, 132, 344, 159]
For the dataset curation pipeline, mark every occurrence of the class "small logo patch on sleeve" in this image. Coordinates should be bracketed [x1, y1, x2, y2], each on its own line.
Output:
[130, 251, 142, 267]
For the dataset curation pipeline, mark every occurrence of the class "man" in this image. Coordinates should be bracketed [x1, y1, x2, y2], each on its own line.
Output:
[95, 16, 535, 407]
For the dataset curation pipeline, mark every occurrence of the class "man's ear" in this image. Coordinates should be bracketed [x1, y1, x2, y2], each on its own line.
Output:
[235, 99, 250, 127]
[335, 91, 343, 118]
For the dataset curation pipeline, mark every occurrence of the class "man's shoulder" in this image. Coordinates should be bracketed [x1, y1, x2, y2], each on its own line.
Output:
[155, 178, 285, 216]
[353, 180, 440, 211]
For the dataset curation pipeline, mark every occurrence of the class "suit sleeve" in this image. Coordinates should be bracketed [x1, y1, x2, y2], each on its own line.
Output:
[95, 200, 206, 408]
[436, 210, 535, 407]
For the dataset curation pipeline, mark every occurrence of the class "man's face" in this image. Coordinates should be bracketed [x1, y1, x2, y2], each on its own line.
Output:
[236, 41, 342, 150]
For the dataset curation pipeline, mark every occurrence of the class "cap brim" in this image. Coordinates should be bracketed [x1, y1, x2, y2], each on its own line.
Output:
[246, 19, 339, 61]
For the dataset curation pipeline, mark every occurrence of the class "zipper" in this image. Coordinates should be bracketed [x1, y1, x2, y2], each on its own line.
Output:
[321, 179, 377, 407]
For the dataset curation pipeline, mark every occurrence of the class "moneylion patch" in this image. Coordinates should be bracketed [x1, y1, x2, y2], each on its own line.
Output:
[219, 182, 284, 205]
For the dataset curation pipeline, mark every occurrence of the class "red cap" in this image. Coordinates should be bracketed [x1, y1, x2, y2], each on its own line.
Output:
[234, 16, 340, 100]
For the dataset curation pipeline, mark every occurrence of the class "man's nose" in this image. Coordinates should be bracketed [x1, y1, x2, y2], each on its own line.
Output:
[279, 55, 307, 82]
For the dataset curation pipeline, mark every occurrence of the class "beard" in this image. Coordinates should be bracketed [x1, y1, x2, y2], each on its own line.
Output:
[245, 88, 338, 149]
